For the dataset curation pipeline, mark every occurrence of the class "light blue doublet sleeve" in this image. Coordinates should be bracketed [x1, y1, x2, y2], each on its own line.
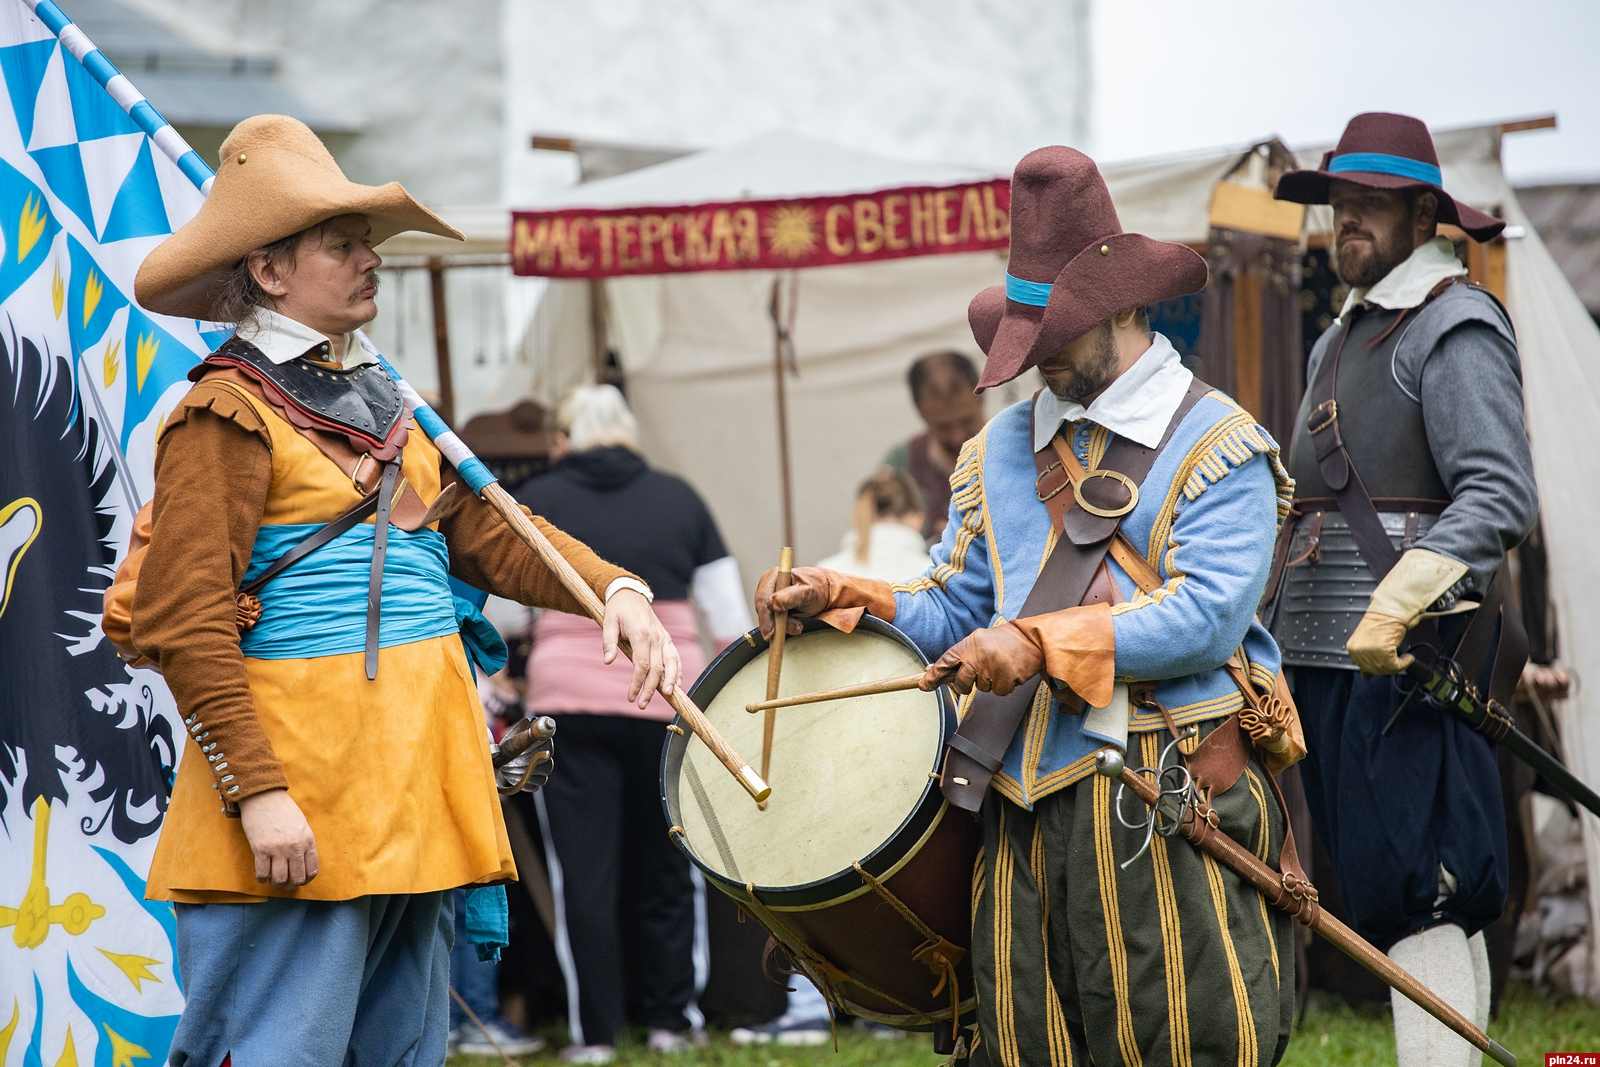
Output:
[1109, 451, 1280, 681]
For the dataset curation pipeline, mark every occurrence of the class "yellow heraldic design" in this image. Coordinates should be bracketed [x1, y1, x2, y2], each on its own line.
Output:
[18, 191, 46, 262]
[0, 798, 106, 948]
[51, 262, 64, 319]
[102, 1024, 151, 1067]
[0, 1000, 18, 1063]
[134, 332, 159, 393]
[52, 1025, 77, 1066]
[96, 948, 162, 993]
[0, 496, 41, 621]
[82, 269, 103, 327]
[103, 338, 121, 387]
[765, 204, 821, 259]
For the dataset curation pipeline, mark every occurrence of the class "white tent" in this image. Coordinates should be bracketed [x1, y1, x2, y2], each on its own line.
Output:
[511, 123, 1600, 995]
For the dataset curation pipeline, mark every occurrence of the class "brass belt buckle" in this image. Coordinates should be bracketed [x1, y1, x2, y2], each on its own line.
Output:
[1307, 399, 1338, 436]
[350, 453, 378, 493]
[1034, 461, 1070, 502]
[1074, 469, 1139, 519]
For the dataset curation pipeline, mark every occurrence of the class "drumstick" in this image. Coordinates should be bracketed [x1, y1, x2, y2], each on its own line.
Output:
[746, 673, 925, 713]
[479, 484, 771, 803]
[760, 547, 794, 808]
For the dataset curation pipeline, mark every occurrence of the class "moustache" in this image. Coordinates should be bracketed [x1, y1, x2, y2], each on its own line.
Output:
[355, 272, 380, 298]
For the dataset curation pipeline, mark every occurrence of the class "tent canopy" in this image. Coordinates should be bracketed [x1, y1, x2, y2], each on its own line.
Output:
[532, 128, 997, 209]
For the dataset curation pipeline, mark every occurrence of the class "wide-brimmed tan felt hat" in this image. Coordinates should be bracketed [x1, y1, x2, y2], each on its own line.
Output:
[135, 114, 462, 320]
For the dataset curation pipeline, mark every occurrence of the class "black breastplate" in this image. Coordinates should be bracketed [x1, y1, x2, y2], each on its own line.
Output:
[204, 335, 404, 447]
[1286, 306, 1450, 502]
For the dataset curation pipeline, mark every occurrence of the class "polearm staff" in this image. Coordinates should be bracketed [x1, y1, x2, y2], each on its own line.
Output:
[1095, 749, 1515, 1067]
[362, 348, 771, 805]
[46, 0, 770, 806]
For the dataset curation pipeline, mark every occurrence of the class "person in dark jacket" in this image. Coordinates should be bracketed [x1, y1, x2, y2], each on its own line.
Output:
[515, 385, 751, 1063]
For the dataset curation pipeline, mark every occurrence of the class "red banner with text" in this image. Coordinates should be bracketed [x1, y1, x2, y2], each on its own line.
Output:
[510, 180, 1010, 278]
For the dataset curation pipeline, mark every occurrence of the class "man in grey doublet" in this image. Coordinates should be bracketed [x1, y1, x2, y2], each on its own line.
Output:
[1266, 112, 1539, 1067]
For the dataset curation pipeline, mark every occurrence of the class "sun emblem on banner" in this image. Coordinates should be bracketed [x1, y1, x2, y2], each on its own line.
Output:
[764, 204, 820, 260]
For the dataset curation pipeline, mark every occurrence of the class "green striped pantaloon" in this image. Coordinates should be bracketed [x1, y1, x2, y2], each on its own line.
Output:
[971, 730, 1296, 1067]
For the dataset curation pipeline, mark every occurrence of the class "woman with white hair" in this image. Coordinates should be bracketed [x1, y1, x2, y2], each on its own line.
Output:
[515, 385, 751, 1062]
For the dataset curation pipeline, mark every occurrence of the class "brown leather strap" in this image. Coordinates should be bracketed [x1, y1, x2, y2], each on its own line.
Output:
[366, 461, 399, 681]
[939, 379, 1211, 812]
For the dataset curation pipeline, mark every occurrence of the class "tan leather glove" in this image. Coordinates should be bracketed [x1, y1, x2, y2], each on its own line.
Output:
[922, 603, 1115, 706]
[1346, 548, 1469, 676]
[755, 566, 897, 639]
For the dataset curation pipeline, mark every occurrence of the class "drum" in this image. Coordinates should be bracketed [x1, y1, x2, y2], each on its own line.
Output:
[661, 616, 978, 1031]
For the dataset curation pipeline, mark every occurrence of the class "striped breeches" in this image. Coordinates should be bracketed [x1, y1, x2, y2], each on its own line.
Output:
[971, 730, 1296, 1067]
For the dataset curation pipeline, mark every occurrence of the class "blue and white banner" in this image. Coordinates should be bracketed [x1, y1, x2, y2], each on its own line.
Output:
[0, 2, 221, 1063]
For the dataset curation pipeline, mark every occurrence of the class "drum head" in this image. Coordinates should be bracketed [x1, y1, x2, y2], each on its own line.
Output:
[662, 617, 952, 904]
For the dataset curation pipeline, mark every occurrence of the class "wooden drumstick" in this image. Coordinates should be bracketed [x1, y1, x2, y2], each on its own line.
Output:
[480, 484, 770, 803]
[746, 673, 925, 713]
[760, 547, 794, 808]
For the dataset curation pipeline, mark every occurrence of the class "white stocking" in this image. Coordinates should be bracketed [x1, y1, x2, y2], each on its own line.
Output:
[1388, 925, 1479, 1067]
[1468, 931, 1491, 1067]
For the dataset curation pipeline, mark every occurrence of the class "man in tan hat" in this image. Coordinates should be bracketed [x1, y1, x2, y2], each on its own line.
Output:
[755, 147, 1300, 1066]
[1265, 112, 1538, 1067]
[128, 115, 681, 1066]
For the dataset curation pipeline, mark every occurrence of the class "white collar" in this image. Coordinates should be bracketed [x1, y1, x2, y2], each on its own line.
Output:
[1032, 332, 1194, 451]
[1339, 235, 1467, 316]
[235, 308, 373, 368]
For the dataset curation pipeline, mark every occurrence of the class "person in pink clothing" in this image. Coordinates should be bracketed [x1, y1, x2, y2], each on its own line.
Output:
[514, 385, 751, 1063]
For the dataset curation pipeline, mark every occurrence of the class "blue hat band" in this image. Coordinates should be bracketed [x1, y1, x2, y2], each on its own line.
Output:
[1005, 272, 1053, 307]
[1327, 152, 1442, 186]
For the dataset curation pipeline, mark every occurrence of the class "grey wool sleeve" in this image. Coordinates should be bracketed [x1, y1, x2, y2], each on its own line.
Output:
[1411, 317, 1539, 592]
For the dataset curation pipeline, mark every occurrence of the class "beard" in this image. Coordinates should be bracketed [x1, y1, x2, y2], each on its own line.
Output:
[1335, 219, 1417, 288]
[1046, 323, 1119, 402]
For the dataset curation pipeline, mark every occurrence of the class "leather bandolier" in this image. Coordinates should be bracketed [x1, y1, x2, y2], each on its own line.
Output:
[938, 380, 1210, 812]
[1264, 278, 1527, 704]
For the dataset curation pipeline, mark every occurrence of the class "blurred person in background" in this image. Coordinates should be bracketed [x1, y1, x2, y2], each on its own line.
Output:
[449, 590, 544, 1057]
[881, 351, 986, 542]
[515, 385, 753, 1063]
[816, 469, 932, 581]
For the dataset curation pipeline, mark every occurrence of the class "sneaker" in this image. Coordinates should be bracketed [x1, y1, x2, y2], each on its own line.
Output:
[454, 1017, 547, 1057]
[729, 1014, 830, 1047]
[558, 1045, 617, 1065]
[646, 1027, 708, 1052]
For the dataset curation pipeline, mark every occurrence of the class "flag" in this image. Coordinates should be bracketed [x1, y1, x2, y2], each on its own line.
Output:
[0, 2, 218, 1062]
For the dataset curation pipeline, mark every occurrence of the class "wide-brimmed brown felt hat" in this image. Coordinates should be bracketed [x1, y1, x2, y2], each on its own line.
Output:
[135, 115, 462, 320]
[970, 146, 1208, 390]
[1273, 112, 1505, 243]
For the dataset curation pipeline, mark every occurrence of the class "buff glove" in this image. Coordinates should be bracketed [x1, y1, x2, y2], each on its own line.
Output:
[755, 566, 897, 638]
[1346, 548, 1469, 676]
[922, 602, 1115, 707]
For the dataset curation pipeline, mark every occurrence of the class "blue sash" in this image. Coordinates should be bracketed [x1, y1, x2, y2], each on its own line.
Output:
[239, 523, 460, 659]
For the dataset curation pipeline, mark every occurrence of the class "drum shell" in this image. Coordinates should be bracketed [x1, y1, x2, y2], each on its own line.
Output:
[660, 617, 979, 1028]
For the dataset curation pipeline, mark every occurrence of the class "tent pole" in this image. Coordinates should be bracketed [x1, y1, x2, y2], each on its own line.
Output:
[427, 256, 455, 427]
[588, 279, 610, 385]
[770, 277, 796, 548]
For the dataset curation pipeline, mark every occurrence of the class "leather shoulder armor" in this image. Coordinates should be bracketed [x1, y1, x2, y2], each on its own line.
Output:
[193, 336, 404, 450]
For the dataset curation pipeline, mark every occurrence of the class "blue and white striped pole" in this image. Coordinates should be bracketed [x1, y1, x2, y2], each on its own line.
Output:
[33, 0, 769, 801]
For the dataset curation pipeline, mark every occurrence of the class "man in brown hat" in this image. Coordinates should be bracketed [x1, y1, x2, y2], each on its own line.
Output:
[755, 147, 1299, 1066]
[126, 115, 682, 1066]
[1266, 112, 1537, 1067]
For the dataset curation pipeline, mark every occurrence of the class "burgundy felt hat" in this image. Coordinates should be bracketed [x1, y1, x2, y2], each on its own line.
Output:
[1274, 112, 1505, 242]
[970, 147, 1208, 390]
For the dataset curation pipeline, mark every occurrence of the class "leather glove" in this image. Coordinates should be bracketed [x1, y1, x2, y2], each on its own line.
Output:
[755, 566, 897, 639]
[1346, 548, 1469, 676]
[921, 603, 1115, 706]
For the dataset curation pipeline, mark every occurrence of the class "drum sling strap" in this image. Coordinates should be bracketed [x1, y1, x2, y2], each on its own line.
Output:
[1275, 277, 1527, 707]
[938, 379, 1211, 812]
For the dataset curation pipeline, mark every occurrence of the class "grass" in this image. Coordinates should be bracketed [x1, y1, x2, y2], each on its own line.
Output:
[448, 984, 1600, 1067]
